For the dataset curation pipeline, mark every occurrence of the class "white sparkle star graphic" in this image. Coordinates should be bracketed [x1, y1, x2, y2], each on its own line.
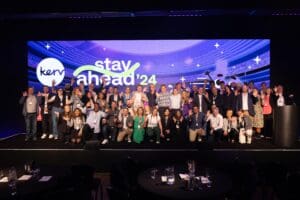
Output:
[214, 43, 220, 48]
[196, 64, 201, 67]
[180, 77, 186, 82]
[45, 44, 50, 50]
[61, 50, 64, 54]
[232, 66, 236, 69]
[248, 65, 252, 69]
[253, 56, 261, 64]
[221, 51, 224, 54]
[171, 64, 175, 67]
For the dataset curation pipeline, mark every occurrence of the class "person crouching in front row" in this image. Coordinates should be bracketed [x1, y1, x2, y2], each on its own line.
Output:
[237, 110, 253, 144]
[223, 109, 239, 143]
[67, 108, 85, 144]
[187, 106, 206, 142]
[206, 107, 224, 143]
[117, 108, 134, 143]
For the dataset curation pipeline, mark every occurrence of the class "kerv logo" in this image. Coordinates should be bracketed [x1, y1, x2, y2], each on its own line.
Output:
[36, 58, 65, 87]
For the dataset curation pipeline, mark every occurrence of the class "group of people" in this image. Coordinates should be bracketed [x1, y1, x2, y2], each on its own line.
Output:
[19, 77, 292, 145]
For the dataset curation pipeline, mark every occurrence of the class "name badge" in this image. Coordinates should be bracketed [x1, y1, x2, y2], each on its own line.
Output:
[138, 125, 141, 129]
[60, 103, 63, 107]
[93, 120, 97, 124]
[195, 123, 198, 126]
[77, 103, 81, 107]
[176, 124, 180, 129]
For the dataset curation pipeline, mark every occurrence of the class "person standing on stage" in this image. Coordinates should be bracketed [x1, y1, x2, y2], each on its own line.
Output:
[161, 108, 172, 142]
[252, 88, 264, 138]
[236, 84, 255, 117]
[40, 86, 54, 140]
[193, 87, 210, 115]
[19, 87, 41, 141]
[47, 88, 70, 140]
[144, 107, 163, 144]
[156, 84, 171, 117]
[132, 84, 148, 111]
[261, 88, 274, 138]
[146, 84, 157, 109]
[133, 107, 146, 144]
[170, 88, 182, 116]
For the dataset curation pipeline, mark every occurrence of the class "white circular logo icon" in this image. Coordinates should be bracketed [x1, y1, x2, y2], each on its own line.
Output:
[36, 58, 65, 87]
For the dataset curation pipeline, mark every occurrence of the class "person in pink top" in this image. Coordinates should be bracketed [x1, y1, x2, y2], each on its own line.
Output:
[261, 88, 274, 138]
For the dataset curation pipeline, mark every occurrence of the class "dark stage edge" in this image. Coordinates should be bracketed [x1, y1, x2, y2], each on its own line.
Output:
[1, 134, 300, 173]
[1, 133, 300, 151]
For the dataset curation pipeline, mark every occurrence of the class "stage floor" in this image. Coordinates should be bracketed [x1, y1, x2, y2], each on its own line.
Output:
[1, 133, 300, 151]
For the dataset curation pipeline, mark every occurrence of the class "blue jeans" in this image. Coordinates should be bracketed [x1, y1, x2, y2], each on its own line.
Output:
[25, 113, 37, 138]
[51, 107, 63, 137]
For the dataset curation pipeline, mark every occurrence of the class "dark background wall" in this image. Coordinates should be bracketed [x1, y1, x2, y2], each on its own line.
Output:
[0, 16, 299, 136]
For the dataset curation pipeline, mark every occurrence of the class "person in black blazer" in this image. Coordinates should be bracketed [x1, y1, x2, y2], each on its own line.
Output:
[161, 108, 173, 142]
[193, 87, 210, 114]
[209, 87, 224, 115]
[236, 85, 255, 116]
[187, 106, 207, 142]
[109, 87, 121, 107]
[223, 85, 235, 114]
[171, 110, 187, 143]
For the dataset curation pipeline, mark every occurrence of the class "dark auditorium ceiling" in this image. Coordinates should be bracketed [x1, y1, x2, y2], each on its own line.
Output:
[0, 0, 299, 20]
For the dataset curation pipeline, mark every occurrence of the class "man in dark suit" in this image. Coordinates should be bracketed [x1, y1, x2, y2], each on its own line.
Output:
[193, 87, 210, 114]
[109, 86, 121, 107]
[209, 87, 224, 114]
[236, 84, 255, 116]
[187, 106, 207, 142]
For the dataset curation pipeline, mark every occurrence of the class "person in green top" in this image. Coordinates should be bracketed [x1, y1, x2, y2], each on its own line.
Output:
[133, 107, 145, 144]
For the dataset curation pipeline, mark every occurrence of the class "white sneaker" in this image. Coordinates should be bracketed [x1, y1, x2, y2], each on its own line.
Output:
[156, 141, 160, 144]
[54, 136, 58, 140]
[48, 134, 54, 139]
[198, 137, 202, 142]
[41, 134, 47, 139]
[101, 139, 108, 145]
[128, 138, 132, 143]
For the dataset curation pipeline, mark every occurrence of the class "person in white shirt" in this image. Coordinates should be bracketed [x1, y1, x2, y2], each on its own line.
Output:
[170, 88, 182, 115]
[132, 85, 148, 112]
[207, 107, 224, 142]
[82, 102, 107, 143]
[144, 108, 163, 144]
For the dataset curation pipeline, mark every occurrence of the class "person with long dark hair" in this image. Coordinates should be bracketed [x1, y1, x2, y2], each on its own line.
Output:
[161, 108, 172, 142]
[171, 110, 187, 143]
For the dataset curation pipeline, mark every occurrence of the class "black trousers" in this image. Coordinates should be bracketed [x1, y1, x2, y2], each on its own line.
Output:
[263, 114, 273, 137]
[107, 126, 118, 142]
[82, 124, 100, 141]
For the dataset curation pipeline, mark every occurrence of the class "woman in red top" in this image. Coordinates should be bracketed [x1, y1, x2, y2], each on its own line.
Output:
[261, 88, 273, 138]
